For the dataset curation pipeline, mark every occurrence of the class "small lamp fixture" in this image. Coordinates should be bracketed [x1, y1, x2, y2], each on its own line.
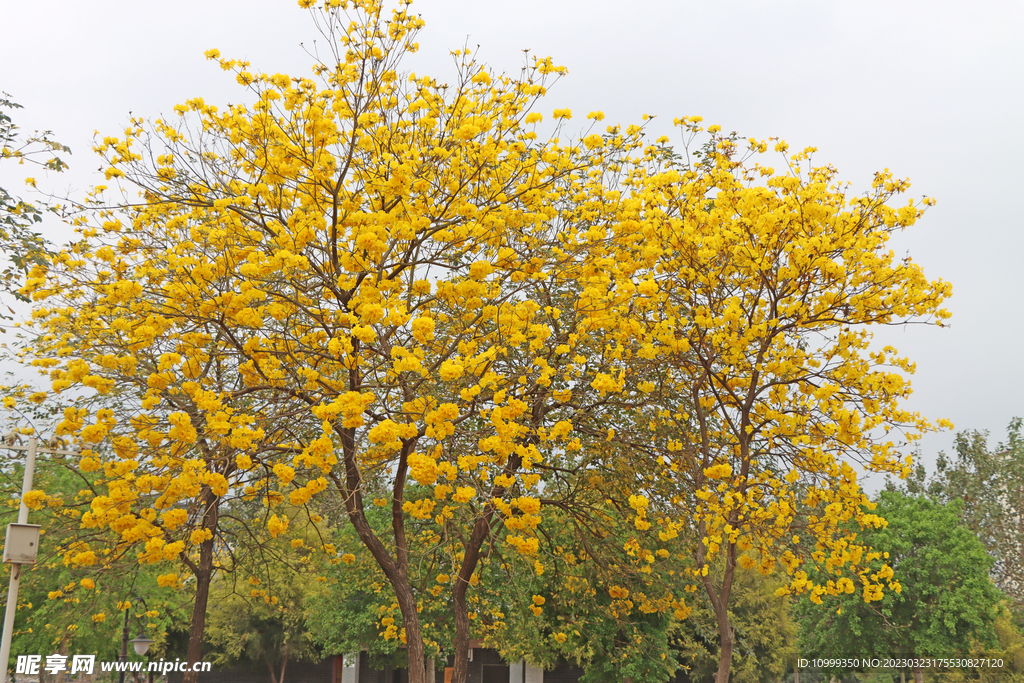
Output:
[129, 633, 154, 656]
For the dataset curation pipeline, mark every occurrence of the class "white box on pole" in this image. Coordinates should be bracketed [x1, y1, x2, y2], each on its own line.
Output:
[3, 524, 41, 564]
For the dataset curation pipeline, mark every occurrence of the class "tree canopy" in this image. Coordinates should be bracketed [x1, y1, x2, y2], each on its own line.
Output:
[0, 94, 69, 314]
[900, 417, 1024, 613]
[796, 490, 1001, 683]
[5, 1, 954, 682]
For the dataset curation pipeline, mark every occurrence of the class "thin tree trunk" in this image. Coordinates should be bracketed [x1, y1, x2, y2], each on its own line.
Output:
[451, 514, 488, 683]
[426, 658, 435, 683]
[182, 486, 219, 683]
[393, 577, 426, 683]
[451, 584, 471, 683]
[335, 428, 427, 683]
[703, 539, 737, 683]
[711, 596, 734, 683]
[450, 402, 539, 683]
[912, 666, 923, 683]
[55, 636, 68, 683]
[451, 485, 521, 683]
[264, 651, 279, 683]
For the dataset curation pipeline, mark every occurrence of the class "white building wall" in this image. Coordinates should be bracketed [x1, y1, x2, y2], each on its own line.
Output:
[341, 653, 359, 683]
[508, 660, 543, 683]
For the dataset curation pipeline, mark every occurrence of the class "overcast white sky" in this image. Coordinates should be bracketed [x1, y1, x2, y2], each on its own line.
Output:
[2, 0, 1022, 488]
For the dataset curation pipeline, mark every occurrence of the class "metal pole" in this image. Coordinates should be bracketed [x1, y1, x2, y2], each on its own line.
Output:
[119, 604, 130, 683]
[0, 437, 37, 683]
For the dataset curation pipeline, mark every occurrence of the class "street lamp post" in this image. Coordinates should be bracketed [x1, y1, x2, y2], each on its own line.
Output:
[119, 597, 153, 683]
[0, 436, 79, 683]
[119, 605, 131, 683]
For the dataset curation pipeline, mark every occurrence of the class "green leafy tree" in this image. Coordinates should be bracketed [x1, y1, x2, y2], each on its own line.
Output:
[796, 490, 1001, 683]
[308, 472, 692, 683]
[899, 418, 1024, 613]
[0, 94, 69, 311]
[672, 562, 798, 683]
[304, 501, 428, 673]
[205, 540, 325, 683]
[482, 501, 690, 683]
[0, 445, 189, 662]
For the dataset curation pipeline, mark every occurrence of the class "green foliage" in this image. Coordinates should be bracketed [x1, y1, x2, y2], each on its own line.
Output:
[307, 483, 693, 683]
[0, 94, 68, 308]
[479, 494, 694, 683]
[0, 453, 189, 659]
[930, 606, 1024, 683]
[796, 490, 1001, 678]
[204, 504, 335, 683]
[672, 563, 798, 683]
[899, 417, 1024, 613]
[205, 569, 323, 683]
[304, 498, 447, 668]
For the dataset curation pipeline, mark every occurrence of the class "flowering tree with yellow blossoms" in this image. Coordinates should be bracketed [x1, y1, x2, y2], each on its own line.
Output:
[21, 2, 661, 682]
[586, 122, 953, 682]
[18, 1, 954, 681]
[0, 425, 191, 663]
[22, 275, 327, 675]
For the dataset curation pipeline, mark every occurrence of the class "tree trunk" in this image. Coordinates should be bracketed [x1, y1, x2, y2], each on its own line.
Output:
[451, 494, 513, 683]
[393, 578, 426, 683]
[713, 611, 734, 683]
[55, 636, 69, 683]
[451, 588, 471, 683]
[426, 658, 435, 683]
[265, 652, 279, 683]
[912, 666, 923, 683]
[182, 487, 219, 683]
[450, 423, 532, 683]
[335, 426, 428, 683]
[703, 540, 737, 683]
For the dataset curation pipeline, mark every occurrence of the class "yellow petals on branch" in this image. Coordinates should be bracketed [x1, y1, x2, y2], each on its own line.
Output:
[704, 464, 733, 480]
[273, 463, 296, 485]
[452, 487, 475, 504]
[267, 514, 289, 538]
[507, 535, 539, 555]
[157, 573, 179, 588]
[22, 490, 46, 510]
[161, 509, 188, 529]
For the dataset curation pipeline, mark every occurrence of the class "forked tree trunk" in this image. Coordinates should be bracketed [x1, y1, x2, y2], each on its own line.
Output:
[265, 652, 288, 683]
[337, 433, 427, 683]
[450, 454, 525, 683]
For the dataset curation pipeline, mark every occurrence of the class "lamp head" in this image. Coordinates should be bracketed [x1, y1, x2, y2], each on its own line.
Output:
[130, 633, 154, 656]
